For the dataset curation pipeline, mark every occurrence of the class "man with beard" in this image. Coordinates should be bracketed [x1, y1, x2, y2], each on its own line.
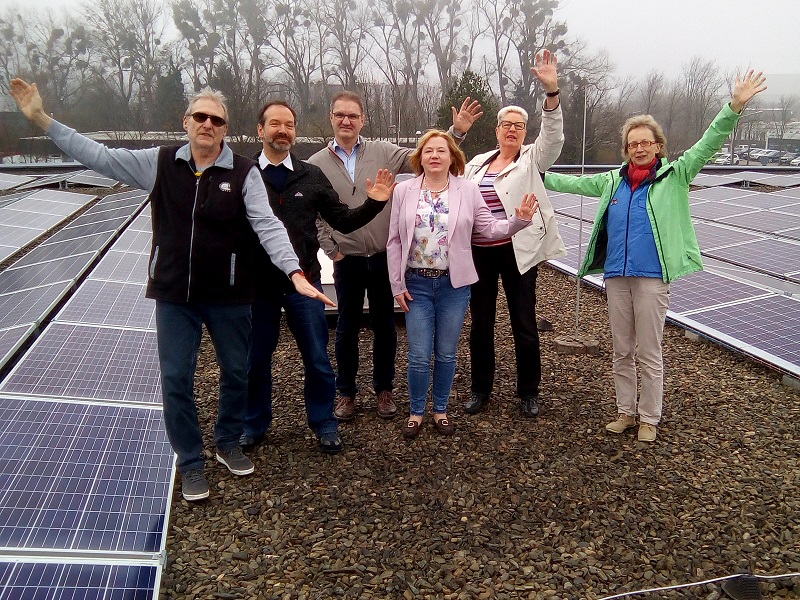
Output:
[244, 101, 395, 454]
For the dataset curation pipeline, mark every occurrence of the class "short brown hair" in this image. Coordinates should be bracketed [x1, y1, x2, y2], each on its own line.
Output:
[409, 130, 466, 176]
[621, 114, 667, 160]
[258, 101, 297, 126]
[330, 91, 364, 114]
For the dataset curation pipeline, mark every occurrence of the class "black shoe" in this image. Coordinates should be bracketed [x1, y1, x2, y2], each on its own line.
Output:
[318, 431, 343, 454]
[520, 395, 540, 419]
[240, 432, 266, 451]
[464, 392, 489, 415]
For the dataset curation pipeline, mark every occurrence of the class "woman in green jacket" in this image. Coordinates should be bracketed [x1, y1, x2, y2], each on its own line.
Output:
[545, 70, 766, 442]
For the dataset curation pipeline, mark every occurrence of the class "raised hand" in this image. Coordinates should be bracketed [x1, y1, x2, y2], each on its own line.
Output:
[452, 97, 484, 136]
[9, 78, 52, 130]
[366, 169, 397, 202]
[514, 193, 539, 220]
[531, 50, 559, 93]
[731, 70, 767, 113]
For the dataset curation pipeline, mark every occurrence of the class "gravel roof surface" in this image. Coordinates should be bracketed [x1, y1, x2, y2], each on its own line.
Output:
[161, 265, 800, 600]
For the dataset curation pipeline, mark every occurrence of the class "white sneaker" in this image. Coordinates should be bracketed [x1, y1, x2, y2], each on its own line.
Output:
[638, 423, 657, 442]
[606, 414, 636, 434]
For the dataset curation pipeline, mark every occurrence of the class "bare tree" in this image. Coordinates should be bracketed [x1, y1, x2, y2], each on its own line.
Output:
[639, 70, 663, 115]
[681, 56, 725, 140]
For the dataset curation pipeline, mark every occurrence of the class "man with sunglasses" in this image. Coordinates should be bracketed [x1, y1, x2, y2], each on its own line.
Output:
[308, 91, 482, 425]
[10, 78, 331, 502]
[462, 49, 566, 420]
[243, 101, 394, 455]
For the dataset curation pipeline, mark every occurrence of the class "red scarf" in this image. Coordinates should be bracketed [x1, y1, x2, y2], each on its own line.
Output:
[627, 158, 657, 192]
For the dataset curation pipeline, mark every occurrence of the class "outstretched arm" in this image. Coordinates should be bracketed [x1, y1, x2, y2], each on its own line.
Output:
[531, 50, 560, 110]
[10, 79, 53, 131]
[729, 70, 767, 113]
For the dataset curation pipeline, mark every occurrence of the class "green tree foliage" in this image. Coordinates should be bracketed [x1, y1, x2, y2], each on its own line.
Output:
[435, 70, 499, 161]
[152, 63, 186, 131]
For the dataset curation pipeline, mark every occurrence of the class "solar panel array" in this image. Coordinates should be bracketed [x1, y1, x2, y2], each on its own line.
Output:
[691, 171, 800, 188]
[0, 193, 168, 599]
[0, 189, 98, 263]
[0, 190, 147, 373]
[547, 182, 800, 379]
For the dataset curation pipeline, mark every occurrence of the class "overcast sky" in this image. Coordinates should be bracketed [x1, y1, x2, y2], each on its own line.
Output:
[554, 0, 800, 79]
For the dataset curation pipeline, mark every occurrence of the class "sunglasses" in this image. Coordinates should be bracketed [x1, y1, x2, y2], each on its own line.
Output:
[189, 112, 226, 127]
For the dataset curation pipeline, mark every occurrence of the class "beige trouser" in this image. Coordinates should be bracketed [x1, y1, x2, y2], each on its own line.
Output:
[605, 276, 670, 425]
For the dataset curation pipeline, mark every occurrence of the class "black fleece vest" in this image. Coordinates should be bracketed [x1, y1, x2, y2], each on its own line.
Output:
[146, 146, 259, 304]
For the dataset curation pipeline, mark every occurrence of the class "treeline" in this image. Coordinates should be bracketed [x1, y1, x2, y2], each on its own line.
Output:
[0, 0, 783, 162]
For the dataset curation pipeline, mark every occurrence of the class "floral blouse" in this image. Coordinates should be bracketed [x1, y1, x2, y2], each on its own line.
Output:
[408, 188, 449, 270]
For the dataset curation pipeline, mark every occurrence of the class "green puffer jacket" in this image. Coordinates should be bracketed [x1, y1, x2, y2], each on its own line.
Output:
[545, 103, 741, 283]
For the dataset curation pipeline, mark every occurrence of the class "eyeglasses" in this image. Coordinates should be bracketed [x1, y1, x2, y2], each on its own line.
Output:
[627, 140, 658, 150]
[332, 112, 362, 122]
[189, 112, 226, 127]
[499, 121, 526, 131]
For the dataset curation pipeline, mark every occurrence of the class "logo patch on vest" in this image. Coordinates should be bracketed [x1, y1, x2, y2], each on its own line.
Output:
[294, 192, 304, 197]
[219, 182, 232, 192]
[612, 198, 618, 205]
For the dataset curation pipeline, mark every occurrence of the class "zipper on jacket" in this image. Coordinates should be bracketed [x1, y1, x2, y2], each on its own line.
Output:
[623, 187, 633, 277]
[187, 172, 201, 302]
[647, 192, 669, 282]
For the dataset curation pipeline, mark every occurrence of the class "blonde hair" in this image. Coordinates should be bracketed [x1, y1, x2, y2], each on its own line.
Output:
[621, 115, 667, 160]
[497, 106, 529, 126]
[186, 88, 228, 122]
[409, 130, 466, 176]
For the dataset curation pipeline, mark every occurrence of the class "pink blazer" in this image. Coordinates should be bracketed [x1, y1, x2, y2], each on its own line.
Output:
[387, 174, 531, 296]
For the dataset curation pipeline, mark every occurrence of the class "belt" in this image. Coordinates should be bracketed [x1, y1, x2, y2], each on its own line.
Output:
[407, 267, 449, 278]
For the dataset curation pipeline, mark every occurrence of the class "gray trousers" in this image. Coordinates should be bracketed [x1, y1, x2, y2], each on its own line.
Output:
[605, 276, 670, 425]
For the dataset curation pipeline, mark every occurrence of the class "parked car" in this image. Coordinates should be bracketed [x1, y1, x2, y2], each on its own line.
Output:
[708, 151, 729, 164]
[791, 155, 800, 167]
[748, 148, 766, 161]
[714, 153, 740, 165]
[734, 145, 751, 155]
[759, 150, 782, 164]
[779, 152, 797, 165]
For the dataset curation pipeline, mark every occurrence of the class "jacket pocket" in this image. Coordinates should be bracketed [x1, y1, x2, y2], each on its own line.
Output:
[149, 246, 159, 280]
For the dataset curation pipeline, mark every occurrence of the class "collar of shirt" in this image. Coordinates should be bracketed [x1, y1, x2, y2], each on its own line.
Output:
[258, 151, 294, 171]
[331, 137, 361, 182]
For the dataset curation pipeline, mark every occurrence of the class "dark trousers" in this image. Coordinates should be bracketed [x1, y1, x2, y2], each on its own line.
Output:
[469, 244, 541, 397]
[333, 252, 397, 398]
[245, 281, 338, 437]
[156, 300, 251, 474]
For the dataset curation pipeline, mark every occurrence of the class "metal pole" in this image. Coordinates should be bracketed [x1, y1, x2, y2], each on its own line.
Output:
[575, 84, 588, 334]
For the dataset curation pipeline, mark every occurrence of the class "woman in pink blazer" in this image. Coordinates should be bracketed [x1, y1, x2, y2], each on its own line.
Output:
[387, 130, 538, 439]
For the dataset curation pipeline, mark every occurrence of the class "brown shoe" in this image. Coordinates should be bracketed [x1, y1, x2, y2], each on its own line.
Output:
[376, 390, 397, 419]
[402, 419, 422, 440]
[433, 417, 455, 436]
[334, 396, 355, 421]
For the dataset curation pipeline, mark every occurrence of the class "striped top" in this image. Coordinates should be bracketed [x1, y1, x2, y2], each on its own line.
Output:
[472, 172, 512, 247]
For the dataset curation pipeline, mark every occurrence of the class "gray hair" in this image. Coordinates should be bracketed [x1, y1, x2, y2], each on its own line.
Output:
[185, 87, 229, 122]
[497, 105, 529, 126]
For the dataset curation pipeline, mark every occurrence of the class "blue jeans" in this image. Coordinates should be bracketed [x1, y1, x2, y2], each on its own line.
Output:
[245, 281, 338, 437]
[333, 252, 397, 397]
[156, 300, 251, 474]
[404, 272, 471, 416]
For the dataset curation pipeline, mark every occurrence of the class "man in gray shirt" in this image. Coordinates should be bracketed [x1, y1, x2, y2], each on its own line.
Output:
[10, 78, 332, 502]
[309, 91, 482, 425]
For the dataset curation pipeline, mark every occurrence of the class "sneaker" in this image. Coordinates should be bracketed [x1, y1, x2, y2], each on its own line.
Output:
[464, 392, 489, 415]
[376, 390, 397, 419]
[318, 431, 343, 454]
[334, 396, 356, 421]
[520, 395, 540, 419]
[638, 423, 657, 442]
[181, 469, 209, 501]
[606, 414, 636, 434]
[216, 446, 255, 475]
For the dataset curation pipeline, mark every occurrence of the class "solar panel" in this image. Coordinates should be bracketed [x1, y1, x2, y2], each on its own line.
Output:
[63, 215, 132, 235]
[690, 173, 746, 187]
[0, 324, 161, 403]
[679, 295, 800, 377]
[0, 561, 160, 600]
[554, 201, 598, 221]
[66, 169, 119, 188]
[770, 203, 800, 216]
[127, 214, 151, 233]
[0, 325, 34, 371]
[8, 197, 87, 217]
[705, 238, 800, 277]
[667, 270, 773, 314]
[0, 209, 64, 229]
[113, 229, 152, 254]
[723, 192, 800, 211]
[718, 210, 800, 234]
[13, 233, 110, 268]
[89, 251, 150, 284]
[13, 172, 82, 192]
[689, 184, 755, 201]
[690, 202, 756, 221]
[750, 174, 800, 188]
[0, 254, 94, 295]
[0, 172, 34, 190]
[0, 224, 42, 248]
[56, 280, 155, 330]
[692, 221, 762, 251]
[769, 187, 800, 200]
[0, 397, 172, 553]
[549, 192, 588, 209]
[19, 188, 95, 206]
[0, 191, 34, 208]
[781, 228, 800, 241]
[722, 170, 765, 183]
[0, 283, 68, 330]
